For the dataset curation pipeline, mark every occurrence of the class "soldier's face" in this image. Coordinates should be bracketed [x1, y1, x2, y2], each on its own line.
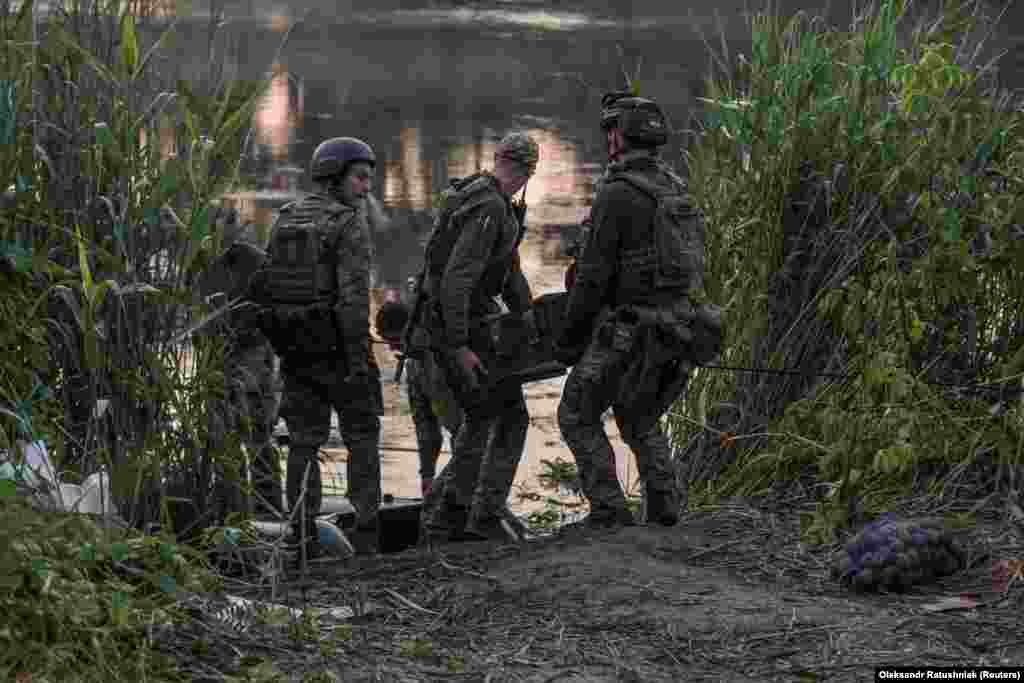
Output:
[341, 162, 374, 206]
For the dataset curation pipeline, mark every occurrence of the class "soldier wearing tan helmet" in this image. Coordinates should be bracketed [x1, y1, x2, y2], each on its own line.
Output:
[404, 132, 540, 544]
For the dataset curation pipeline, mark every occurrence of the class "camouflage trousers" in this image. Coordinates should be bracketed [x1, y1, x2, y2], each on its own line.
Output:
[407, 357, 463, 480]
[210, 343, 282, 520]
[424, 350, 529, 526]
[279, 355, 383, 533]
[557, 316, 690, 514]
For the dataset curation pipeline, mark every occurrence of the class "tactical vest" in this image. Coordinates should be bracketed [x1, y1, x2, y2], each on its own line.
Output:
[422, 173, 521, 305]
[610, 165, 705, 301]
[248, 194, 356, 357]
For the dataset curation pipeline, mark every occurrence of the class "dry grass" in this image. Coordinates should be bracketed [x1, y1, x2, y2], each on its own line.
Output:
[147, 499, 1024, 682]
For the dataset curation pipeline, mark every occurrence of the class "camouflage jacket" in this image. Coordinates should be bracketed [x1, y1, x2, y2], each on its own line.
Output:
[558, 152, 695, 350]
[424, 173, 531, 349]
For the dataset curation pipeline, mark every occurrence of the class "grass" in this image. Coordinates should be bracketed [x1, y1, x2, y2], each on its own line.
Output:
[1, 0, 1023, 680]
[672, 0, 1024, 541]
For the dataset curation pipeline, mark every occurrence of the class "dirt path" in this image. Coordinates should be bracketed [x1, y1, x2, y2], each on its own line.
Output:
[198, 503, 1023, 683]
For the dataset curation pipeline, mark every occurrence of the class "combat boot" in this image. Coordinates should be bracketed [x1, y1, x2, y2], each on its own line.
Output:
[645, 486, 680, 527]
[559, 504, 635, 539]
[424, 503, 469, 544]
[463, 512, 521, 545]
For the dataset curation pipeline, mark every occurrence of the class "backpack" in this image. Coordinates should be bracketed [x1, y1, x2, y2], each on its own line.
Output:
[248, 195, 355, 358]
[422, 174, 497, 280]
[607, 169, 725, 365]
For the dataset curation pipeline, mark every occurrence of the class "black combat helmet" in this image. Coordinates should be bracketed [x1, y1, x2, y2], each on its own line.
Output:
[600, 91, 670, 147]
[310, 137, 376, 181]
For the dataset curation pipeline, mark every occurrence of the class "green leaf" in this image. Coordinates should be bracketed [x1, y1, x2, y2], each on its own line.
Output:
[158, 574, 178, 595]
[941, 208, 961, 242]
[113, 221, 126, 251]
[190, 205, 210, 244]
[56, 27, 117, 84]
[0, 479, 15, 498]
[75, 225, 93, 293]
[133, 17, 181, 80]
[94, 122, 115, 148]
[0, 80, 16, 146]
[157, 164, 180, 198]
[145, 207, 162, 226]
[120, 11, 139, 77]
[158, 542, 177, 562]
[79, 543, 97, 562]
[30, 558, 49, 578]
[111, 542, 130, 563]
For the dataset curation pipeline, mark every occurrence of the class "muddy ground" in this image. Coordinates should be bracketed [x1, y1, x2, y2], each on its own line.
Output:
[175, 500, 1024, 683]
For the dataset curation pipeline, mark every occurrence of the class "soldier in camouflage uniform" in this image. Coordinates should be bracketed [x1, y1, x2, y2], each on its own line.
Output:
[254, 137, 384, 555]
[376, 290, 464, 497]
[415, 132, 540, 544]
[199, 235, 283, 521]
[555, 92, 705, 531]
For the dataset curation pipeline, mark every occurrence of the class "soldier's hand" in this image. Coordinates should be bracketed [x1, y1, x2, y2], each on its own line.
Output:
[564, 260, 577, 290]
[454, 346, 487, 390]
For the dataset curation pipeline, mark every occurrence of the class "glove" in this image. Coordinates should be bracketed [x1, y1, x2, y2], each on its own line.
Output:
[564, 260, 577, 290]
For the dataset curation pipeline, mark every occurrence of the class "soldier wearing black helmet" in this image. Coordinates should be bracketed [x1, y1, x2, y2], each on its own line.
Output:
[554, 92, 709, 533]
[250, 136, 383, 556]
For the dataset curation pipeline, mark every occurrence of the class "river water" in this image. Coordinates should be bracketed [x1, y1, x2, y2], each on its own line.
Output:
[166, 0, 1023, 509]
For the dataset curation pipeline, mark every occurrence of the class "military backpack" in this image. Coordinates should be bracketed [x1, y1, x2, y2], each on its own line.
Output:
[247, 195, 355, 358]
[608, 169, 725, 365]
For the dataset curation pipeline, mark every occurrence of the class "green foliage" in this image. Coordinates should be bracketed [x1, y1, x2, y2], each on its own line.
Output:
[677, 0, 1024, 541]
[0, 1, 300, 679]
[0, 496, 216, 681]
[399, 637, 435, 658]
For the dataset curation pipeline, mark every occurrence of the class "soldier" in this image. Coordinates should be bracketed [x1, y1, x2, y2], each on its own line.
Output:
[199, 225, 283, 522]
[250, 136, 384, 556]
[376, 290, 463, 498]
[413, 132, 540, 544]
[554, 92, 706, 532]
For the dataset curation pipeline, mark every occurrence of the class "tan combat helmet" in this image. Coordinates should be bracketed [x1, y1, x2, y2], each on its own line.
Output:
[495, 132, 539, 175]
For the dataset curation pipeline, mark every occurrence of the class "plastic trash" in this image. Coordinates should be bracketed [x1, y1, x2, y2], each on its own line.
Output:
[1, 441, 120, 517]
[316, 518, 354, 557]
[76, 471, 118, 515]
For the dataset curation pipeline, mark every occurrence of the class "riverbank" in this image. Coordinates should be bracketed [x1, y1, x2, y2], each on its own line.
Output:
[167, 500, 1024, 682]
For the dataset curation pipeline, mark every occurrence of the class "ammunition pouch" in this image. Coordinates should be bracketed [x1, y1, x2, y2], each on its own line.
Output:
[606, 304, 695, 435]
[258, 301, 341, 359]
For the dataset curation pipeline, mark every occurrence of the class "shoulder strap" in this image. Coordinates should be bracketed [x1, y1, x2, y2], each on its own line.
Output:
[607, 170, 671, 203]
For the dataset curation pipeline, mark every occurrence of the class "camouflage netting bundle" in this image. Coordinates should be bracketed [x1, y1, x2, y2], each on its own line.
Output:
[831, 517, 966, 592]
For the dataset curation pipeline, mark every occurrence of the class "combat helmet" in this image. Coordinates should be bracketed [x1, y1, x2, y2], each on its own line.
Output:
[495, 132, 539, 175]
[310, 137, 376, 181]
[600, 91, 670, 147]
